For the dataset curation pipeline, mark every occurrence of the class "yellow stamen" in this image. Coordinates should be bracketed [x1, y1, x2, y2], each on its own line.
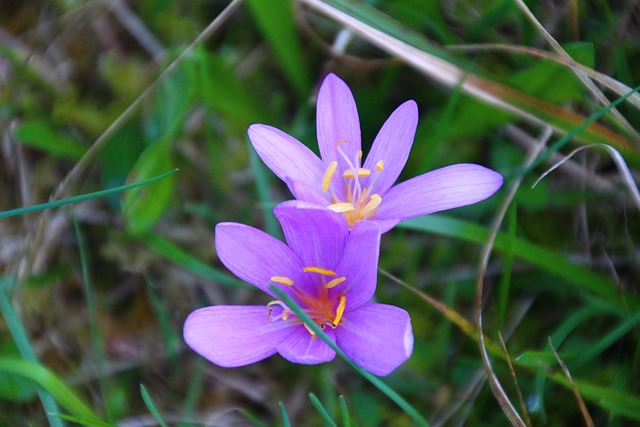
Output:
[303, 266, 336, 276]
[376, 160, 384, 171]
[358, 150, 363, 160]
[322, 161, 338, 192]
[303, 322, 317, 336]
[325, 277, 346, 289]
[332, 296, 347, 328]
[359, 194, 382, 217]
[336, 139, 347, 146]
[328, 202, 355, 213]
[271, 276, 294, 286]
[342, 167, 371, 178]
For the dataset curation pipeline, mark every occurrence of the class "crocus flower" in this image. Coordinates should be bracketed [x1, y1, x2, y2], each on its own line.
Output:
[183, 202, 413, 376]
[248, 73, 503, 232]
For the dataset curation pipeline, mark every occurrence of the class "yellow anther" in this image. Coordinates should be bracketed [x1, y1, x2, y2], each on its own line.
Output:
[271, 276, 294, 286]
[332, 296, 347, 328]
[328, 202, 355, 213]
[325, 277, 346, 289]
[303, 322, 317, 336]
[342, 167, 371, 178]
[359, 194, 382, 217]
[303, 266, 336, 276]
[376, 160, 384, 171]
[336, 139, 347, 146]
[358, 150, 363, 160]
[322, 161, 338, 192]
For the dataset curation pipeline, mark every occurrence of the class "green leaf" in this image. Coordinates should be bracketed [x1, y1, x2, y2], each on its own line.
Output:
[245, 0, 311, 97]
[121, 140, 175, 235]
[13, 120, 87, 160]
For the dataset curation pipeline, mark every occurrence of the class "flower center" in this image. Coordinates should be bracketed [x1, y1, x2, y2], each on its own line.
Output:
[322, 140, 384, 227]
[267, 266, 347, 335]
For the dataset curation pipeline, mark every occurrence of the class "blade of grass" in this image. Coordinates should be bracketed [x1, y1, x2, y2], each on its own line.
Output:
[0, 357, 102, 426]
[0, 280, 64, 427]
[309, 393, 337, 427]
[245, 0, 311, 97]
[399, 214, 634, 311]
[0, 169, 178, 220]
[144, 276, 180, 371]
[181, 358, 206, 423]
[74, 219, 111, 422]
[140, 384, 168, 427]
[523, 83, 640, 175]
[139, 233, 247, 288]
[247, 138, 280, 238]
[339, 395, 351, 427]
[279, 401, 291, 427]
[270, 286, 431, 427]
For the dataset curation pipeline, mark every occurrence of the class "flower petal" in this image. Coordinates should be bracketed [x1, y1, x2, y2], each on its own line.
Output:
[286, 177, 330, 205]
[376, 164, 503, 222]
[274, 201, 349, 271]
[316, 74, 361, 170]
[363, 100, 418, 195]
[333, 221, 381, 308]
[248, 124, 325, 195]
[215, 222, 309, 298]
[335, 303, 413, 376]
[277, 325, 336, 364]
[184, 305, 294, 367]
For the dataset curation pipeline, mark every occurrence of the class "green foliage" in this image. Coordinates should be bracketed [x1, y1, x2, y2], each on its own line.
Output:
[1, 0, 639, 425]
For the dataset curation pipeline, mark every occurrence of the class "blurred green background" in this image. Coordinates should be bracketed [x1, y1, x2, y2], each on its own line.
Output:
[1, 0, 639, 425]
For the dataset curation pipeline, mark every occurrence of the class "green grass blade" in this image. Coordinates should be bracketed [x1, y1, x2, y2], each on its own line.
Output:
[0, 281, 65, 427]
[339, 395, 351, 427]
[53, 414, 115, 427]
[270, 286, 431, 427]
[74, 219, 111, 422]
[0, 358, 102, 425]
[399, 215, 636, 310]
[0, 169, 178, 219]
[245, 0, 311, 97]
[144, 276, 180, 371]
[279, 401, 291, 427]
[140, 384, 168, 427]
[309, 393, 337, 427]
[139, 233, 247, 288]
[523, 83, 640, 175]
[247, 138, 280, 239]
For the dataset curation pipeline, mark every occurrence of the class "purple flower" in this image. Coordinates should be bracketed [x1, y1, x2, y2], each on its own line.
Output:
[183, 202, 413, 376]
[248, 73, 504, 232]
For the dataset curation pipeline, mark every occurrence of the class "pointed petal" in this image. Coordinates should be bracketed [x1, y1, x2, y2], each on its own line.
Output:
[316, 74, 361, 170]
[286, 177, 330, 206]
[248, 124, 325, 195]
[215, 222, 310, 298]
[336, 303, 413, 376]
[274, 201, 349, 271]
[277, 325, 336, 364]
[376, 164, 503, 222]
[363, 100, 418, 194]
[371, 218, 400, 234]
[333, 221, 381, 308]
[184, 305, 293, 367]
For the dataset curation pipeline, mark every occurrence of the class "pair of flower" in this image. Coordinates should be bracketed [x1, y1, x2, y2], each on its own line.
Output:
[183, 74, 503, 376]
